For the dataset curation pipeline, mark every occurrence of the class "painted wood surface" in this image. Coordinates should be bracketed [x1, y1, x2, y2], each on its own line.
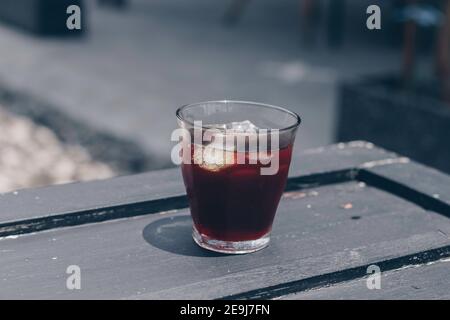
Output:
[0, 141, 449, 299]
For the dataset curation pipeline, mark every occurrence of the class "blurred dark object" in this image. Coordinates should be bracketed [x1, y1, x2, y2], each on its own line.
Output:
[0, 0, 85, 36]
[300, 0, 346, 48]
[397, 0, 450, 91]
[326, 0, 346, 47]
[337, 76, 450, 174]
[98, 0, 127, 9]
[222, 0, 252, 25]
[337, 1, 450, 174]
[223, 0, 346, 48]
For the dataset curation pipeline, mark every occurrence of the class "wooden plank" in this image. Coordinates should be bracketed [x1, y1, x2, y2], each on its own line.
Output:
[288, 141, 395, 176]
[0, 142, 395, 237]
[280, 258, 450, 300]
[356, 162, 450, 225]
[0, 168, 187, 237]
[363, 161, 450, 207]
[1, 181, 450, 299]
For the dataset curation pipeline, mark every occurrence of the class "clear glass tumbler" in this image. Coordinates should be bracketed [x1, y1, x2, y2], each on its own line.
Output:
[176, 100, 301, 254]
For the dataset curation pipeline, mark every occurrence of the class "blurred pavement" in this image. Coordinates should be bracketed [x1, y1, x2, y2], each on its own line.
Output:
[0, 105, 114, 193]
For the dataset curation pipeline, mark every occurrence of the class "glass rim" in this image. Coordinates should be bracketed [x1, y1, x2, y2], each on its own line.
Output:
[176, 100, 301, 132]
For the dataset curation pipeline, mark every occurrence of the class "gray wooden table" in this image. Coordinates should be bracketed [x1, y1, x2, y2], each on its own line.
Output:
[1, 141, 450, 299]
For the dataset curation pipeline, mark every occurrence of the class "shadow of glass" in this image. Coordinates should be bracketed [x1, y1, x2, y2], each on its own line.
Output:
[142, 215, 226, 257]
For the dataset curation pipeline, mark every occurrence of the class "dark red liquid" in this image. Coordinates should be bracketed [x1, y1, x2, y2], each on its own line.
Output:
[181, 144, 293, 241]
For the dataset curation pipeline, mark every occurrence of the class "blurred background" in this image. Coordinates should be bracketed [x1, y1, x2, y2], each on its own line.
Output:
[0, 0, 449, 193]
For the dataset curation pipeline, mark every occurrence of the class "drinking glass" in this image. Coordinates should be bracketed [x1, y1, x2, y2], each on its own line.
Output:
[176, 100, 301, 254]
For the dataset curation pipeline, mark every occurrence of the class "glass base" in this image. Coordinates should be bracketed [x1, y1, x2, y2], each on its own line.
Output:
[192, 226, 270, 254]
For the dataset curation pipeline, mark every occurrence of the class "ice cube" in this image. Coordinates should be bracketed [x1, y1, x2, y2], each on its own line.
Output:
[226, 120, 259, 132]
[205, 120, 259, 133]
[194, 121, 258, 171]
[193, 144, 234, 172]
